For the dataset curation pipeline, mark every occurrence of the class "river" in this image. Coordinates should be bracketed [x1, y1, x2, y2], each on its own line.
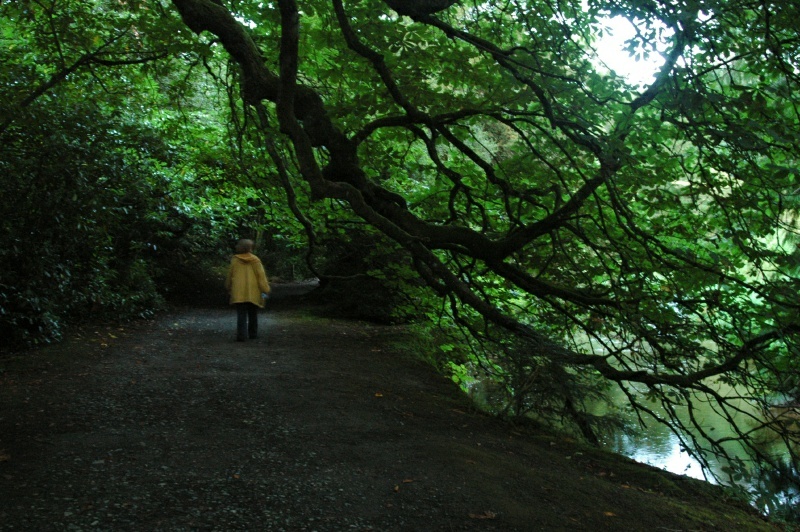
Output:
[595, 379, 799, 516]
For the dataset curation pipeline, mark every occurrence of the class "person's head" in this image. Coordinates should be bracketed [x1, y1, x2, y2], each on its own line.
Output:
[235, 239, 254, 254]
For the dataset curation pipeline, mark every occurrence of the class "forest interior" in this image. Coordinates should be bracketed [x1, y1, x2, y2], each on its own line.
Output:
[2, 0, 800, 526]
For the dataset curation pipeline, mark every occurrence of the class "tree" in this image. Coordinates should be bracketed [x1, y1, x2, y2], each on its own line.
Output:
[166, 0, 800, 493]
[3, 0, 800, 505]
[0, 0, 300, 344]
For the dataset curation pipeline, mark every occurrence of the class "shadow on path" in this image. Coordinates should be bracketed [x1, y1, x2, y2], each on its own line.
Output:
[0, 283, 775, 530]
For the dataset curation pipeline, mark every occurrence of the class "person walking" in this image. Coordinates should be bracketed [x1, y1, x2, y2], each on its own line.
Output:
[225, 239, 271, 341]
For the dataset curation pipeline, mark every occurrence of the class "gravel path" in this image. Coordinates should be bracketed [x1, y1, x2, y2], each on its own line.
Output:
[0, 285, 776, 531]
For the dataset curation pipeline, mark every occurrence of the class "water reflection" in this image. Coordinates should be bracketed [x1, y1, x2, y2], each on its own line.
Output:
[608, 430, 706, 480]
[597, 380, 757, 485]
[597, 380, 800, 518]
[611, 424, 800, 520]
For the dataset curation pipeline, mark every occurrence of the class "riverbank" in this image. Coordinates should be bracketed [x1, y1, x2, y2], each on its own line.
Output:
[0, 285, 785, 530]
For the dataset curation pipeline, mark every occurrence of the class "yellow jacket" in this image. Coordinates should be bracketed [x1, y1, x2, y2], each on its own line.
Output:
[225, 253, 271, 308]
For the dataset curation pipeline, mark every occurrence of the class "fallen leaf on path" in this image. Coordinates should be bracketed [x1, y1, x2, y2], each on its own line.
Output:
[374, 392, 383, 397]
[402, 479, 414, 483]
[469, 511, 497, 520]
[0, 450, 10, 462]
[603, 511, 617, 517]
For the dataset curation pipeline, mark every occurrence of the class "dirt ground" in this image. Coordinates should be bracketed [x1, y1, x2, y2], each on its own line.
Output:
[0, 282, 785, 531]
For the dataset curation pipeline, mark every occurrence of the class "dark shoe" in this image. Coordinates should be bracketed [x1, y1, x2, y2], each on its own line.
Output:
[249, 335, 258, 340]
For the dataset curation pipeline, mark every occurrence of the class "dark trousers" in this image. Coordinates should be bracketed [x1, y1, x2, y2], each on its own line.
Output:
[235, 302, 259, 341]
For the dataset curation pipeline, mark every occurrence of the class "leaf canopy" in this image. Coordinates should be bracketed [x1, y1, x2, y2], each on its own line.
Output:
[3, 0, 800, 505]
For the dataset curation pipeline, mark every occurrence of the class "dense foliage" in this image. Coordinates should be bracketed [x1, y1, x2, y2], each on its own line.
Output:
[0, 0, 306, 344]
[3, 0, 800, 514]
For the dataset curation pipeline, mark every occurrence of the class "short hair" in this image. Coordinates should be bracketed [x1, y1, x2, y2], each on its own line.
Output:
[235, 239, 254, 254]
